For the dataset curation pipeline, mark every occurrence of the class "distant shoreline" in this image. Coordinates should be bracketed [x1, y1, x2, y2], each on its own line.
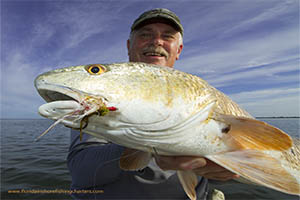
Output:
[1, 117, 300, 120]
[0, 118, 50, 120]
[255, 117, 300, 119]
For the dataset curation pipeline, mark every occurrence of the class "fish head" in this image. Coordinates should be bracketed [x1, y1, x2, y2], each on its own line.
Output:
[35, 64, 115, 103]
[34, 62, 176, 128]
[34, 64, 111, 128]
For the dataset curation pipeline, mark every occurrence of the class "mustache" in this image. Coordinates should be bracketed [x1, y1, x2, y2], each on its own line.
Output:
[142, 46, 169, 57]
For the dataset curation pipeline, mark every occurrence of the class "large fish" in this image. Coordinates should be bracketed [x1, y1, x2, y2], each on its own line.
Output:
[34, 62, 300, 200]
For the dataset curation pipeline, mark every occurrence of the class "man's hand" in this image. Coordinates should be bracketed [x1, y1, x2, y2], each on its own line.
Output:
[155, 155, 239, 181]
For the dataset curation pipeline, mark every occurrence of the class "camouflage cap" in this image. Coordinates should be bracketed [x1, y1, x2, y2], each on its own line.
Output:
[131, 8, 183, 36]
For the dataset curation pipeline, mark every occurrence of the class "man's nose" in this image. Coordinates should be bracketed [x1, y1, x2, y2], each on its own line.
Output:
[151, 35, 163, 46]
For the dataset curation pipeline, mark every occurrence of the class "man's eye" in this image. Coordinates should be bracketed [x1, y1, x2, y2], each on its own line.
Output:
[140, 33, 151, 38]
[163, 34, 175, 40]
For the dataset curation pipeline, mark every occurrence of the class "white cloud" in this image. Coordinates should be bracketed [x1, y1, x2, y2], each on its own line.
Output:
[230, 87, 299, 103]
[176, 25, 299, 76]
[240, 95, 299, 117]
[182, 0, 297, 43]
[205, 61, 299, 87]
[0, 50, 45, 119]
[221, 0, 297, 38]
[40, 2, 133, 49]
[229, 87, 300, 117]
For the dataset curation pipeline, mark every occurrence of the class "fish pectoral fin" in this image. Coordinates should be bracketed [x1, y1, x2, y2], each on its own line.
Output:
[215, 114, 292, 151]
[207, 150, 300, 195]
[119, 148, 152, 171]
[177, 170, 198, 200]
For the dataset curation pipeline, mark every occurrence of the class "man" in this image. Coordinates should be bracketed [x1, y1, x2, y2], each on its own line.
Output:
[67, 8, 237, 199]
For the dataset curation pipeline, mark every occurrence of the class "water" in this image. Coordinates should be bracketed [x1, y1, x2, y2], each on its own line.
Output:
[1, 119, 72, 200]
[1, 118, 299, 200]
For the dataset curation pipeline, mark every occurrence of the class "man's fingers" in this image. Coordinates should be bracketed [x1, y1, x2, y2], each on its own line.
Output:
[155, 155, 239, 181]
[155, 156, 207, 170]
[194, 170, 239, 181]
[180, 158, 207, 170]
[193, 159, 227, 174]
[193, 159, 239, 181]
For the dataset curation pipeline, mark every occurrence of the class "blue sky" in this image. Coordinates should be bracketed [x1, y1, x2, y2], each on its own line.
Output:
[1, 0, 299, 119]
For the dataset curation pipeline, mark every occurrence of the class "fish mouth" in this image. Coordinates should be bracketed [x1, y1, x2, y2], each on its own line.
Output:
[34, 77, 112, 141]
[35, 81, 110, 125]
[38, 89, 77, 103]
[35, 80, 91, 103]
[35, 76, 109, 105]
[36, 83, 82, 104]
[34, 83, 101, 141]
[35, 82, 86, 120]
[35, 80, 108, 107]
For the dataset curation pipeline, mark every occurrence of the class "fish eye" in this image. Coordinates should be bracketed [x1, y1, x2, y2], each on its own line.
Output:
[87, 64, 105, 75]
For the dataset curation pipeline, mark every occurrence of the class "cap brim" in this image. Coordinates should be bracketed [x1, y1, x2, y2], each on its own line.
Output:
[131, 15, 183, 35]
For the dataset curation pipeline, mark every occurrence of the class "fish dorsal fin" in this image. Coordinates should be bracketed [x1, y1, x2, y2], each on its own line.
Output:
[177, 170, 198, 200]
[207, 150, 300, 195]
[215, 114, 292, 151]
[119, 148, 152, 171]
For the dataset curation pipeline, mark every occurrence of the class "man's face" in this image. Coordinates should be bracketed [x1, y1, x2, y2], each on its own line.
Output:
[127, 23, 183, 68]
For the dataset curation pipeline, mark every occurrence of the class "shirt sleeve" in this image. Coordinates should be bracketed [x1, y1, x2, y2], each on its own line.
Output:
[67, 129, 125, 189]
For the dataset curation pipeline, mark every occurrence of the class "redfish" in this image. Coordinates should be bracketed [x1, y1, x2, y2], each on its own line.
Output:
[35, 62, 300, 199]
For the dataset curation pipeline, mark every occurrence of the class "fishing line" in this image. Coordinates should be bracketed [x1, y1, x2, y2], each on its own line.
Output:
[92, 149, 143, 200]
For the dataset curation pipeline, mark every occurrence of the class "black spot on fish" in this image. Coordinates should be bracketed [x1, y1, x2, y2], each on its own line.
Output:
[222, 125, 231, 134]
[291, 148, 295, 156]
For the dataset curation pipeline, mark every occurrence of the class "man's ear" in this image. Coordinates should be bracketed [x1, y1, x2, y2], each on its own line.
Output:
[176, 44, 183, 60]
